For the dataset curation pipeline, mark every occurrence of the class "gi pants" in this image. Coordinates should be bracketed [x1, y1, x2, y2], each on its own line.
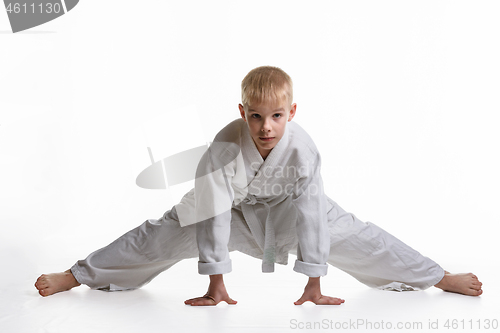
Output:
[70, 200, 444, 291]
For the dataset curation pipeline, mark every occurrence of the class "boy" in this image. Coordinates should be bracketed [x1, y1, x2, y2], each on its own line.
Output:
[35, 66, 482, 305]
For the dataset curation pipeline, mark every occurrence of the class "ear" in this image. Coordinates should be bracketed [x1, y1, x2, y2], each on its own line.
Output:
[239, 104, 247, 122]
[288, 103, 297, 122]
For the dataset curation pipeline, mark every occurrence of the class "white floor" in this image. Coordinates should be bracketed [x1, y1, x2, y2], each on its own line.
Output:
[1, 187, 498, 333]
[2, 247, 498, 333]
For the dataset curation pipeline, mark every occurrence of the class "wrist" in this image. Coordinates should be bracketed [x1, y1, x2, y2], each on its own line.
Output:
[209, 274, 225, 288]
[209, 274, 223, 283]
[307, 277, 320, 287]
[207, 274, 228, 298]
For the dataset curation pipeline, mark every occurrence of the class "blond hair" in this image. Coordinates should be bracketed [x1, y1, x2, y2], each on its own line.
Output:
[241, 66, 293, 107]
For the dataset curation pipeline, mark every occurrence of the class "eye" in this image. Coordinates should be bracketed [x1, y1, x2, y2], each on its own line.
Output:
[251, 114, 261, 119]
[273, 113, 282, 118]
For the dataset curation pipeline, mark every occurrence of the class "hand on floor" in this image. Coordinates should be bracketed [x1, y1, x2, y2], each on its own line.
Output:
[184, 274, 237, 306]
[294, 276, 345, 305]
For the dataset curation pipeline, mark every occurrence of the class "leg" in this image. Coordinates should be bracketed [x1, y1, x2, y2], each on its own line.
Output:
[326, 199, 445, 290]
[35, 207, 198, 296]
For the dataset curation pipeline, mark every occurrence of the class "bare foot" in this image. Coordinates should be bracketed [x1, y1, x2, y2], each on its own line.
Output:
[35, 269, 81, 297]
[434, 272, 483, 296]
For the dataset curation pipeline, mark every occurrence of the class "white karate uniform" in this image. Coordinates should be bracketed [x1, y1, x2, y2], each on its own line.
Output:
[71, 119, 444, 291]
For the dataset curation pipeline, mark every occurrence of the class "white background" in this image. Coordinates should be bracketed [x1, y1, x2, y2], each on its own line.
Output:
[1, 1, 499, 332]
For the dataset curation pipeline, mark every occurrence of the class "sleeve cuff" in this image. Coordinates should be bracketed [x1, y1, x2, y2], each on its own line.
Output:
[293, 259, 328, 277]
[198, 259, 232, 275]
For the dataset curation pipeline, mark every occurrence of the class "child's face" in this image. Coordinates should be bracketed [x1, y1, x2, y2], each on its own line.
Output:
[239, 100, 296, 159]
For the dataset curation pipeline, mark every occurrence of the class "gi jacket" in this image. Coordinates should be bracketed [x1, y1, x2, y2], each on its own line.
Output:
[175, 119, 331, 277]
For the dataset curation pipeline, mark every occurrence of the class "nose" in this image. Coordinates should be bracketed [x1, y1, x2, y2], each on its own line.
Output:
[261, 118, 272, 132]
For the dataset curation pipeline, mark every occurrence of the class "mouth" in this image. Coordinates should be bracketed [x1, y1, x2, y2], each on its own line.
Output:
[259, 137, 275, 142]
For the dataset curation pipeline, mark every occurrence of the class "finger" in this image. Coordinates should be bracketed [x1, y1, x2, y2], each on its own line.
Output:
[184, 297, 200, 304]
[185, 297, 217, 306]
[184, 298, 196, 305]
[294, 297, 308, 305]
[315, 296, 345, 305]
[224, 297, 238, 305]
[184, 297, 210, 305]
[190, 300, 217, 306]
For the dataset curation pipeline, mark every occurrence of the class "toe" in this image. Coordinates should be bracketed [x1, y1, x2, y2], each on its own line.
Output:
[40, 286, 57, 297]
[38, 280, 48, 288]
[468, 288, 482, 296]
[473, 289, 482, 296]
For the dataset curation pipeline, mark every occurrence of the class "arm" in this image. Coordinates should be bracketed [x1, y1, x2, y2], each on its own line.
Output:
[292, 155, 344, 305]
[292, 154, 330, 277]
[185, 144, 238, 305]
[186, 211, 236, 305]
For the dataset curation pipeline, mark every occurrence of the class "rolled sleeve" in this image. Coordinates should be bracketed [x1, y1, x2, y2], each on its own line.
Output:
[198, 259, 232, 275]
[196, 211, 232, 275]
[293, 259, 328, 277]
